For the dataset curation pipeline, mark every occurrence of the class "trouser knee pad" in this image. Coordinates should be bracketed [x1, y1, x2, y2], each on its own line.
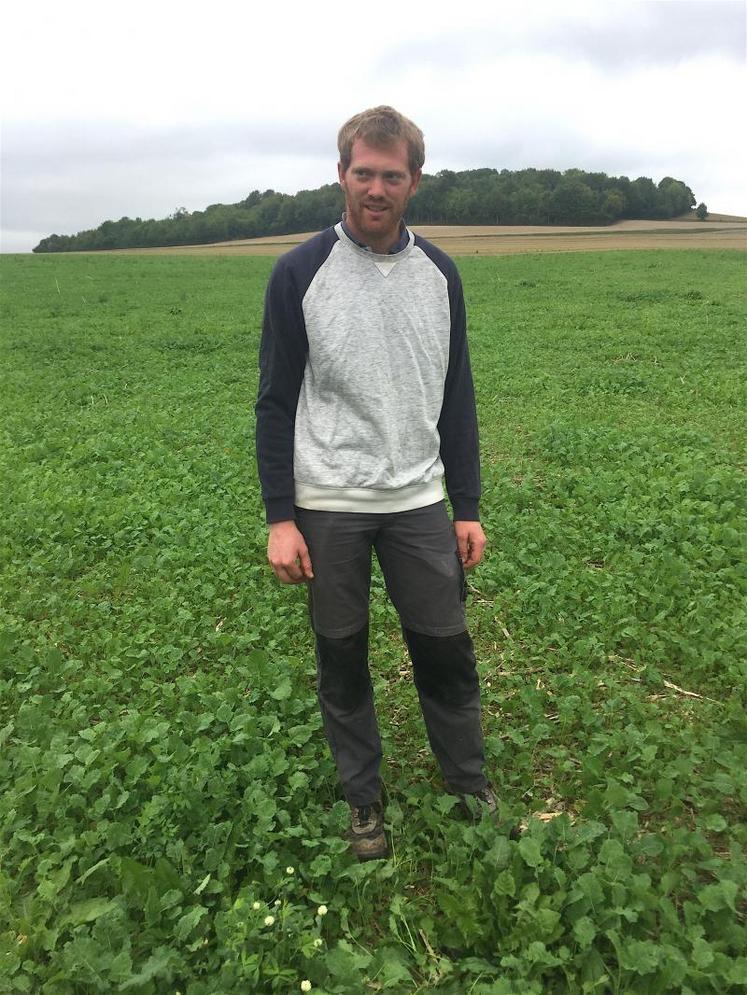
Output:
[315, 625, 370, 712]
[404, 628, 478, 706]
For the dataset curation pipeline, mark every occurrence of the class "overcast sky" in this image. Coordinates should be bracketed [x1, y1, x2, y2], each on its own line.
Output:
[2, 0, 745, 252]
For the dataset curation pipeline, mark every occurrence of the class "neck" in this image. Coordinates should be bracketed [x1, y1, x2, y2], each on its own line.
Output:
[342, 215, 406, 254]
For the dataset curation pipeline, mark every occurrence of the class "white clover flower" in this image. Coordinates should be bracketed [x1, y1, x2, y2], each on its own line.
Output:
[313, 937, 323, 948]
[286, 866, 295, 875]
[317, 904, 328, 917]
[252, 901, 261, 910]
[263, 915, 275, 926]
[301, 982, 312, 993]
[274, 899, 281, 907]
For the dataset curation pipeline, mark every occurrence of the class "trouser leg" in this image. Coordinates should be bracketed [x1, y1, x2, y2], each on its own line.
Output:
[315, 624, 383, 807]
[403, 627, 487, 793]
[295, 509, 381, 807]
[373, 503, 488, 793]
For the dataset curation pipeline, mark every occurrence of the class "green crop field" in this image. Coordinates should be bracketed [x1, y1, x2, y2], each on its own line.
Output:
[1, 249, 745, 993]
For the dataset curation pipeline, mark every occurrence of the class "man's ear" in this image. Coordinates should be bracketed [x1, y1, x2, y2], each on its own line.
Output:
[410, 168, 422, 195]
[337, 161, 346, 188]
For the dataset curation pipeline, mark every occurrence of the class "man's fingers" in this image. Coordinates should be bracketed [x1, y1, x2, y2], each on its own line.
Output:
[274, 561, 304, 584]
[456, 533, 469, 564]
[269, 552, 303, 583]
[300, 548, 314, 579]
[464, 536, 486, 570]
[271, 548, 313, 584]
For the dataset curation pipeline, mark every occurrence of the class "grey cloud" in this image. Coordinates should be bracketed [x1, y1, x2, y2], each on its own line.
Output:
[542, 1, 746, 69]
[1, 121, 338, 247]
[1, 119, 336, 245]
[377, 1, 745, 73]
[2, 119, 334, 176]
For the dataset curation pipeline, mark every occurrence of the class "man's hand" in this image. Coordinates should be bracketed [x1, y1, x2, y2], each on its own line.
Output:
[267, 521, 314, 584]
[454, 520, 487, 570]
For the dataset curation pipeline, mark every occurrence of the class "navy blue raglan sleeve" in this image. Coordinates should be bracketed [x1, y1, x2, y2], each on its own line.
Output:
[255, 257, 309, 524]
[255, 230, 338, 523]
[432, 255, 481, 521]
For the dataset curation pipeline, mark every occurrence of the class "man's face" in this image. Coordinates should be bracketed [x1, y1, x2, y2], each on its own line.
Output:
[338, 138, 421, 253]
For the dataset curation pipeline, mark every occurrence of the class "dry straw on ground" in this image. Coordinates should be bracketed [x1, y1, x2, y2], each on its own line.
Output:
[109, 218, 747, 257]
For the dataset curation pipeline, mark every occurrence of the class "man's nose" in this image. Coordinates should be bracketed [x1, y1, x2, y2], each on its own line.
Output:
[368, 174, 386, 197]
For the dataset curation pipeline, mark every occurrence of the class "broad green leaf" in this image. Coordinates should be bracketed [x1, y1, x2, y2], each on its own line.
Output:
[64, 897, 118, 925]
[492, 869, 515, 898]
[698, 879, 738, 912]
[573, 916, 596, 948]
[691, 937, 714, 969]
[175, 905, 208, 940]
[518, 836, 543, 868]
[271, 678, 292, 701]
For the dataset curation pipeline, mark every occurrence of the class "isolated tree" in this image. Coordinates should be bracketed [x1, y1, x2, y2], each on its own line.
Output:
[696, 202, 708, 220]
[658, 177, 696, 217]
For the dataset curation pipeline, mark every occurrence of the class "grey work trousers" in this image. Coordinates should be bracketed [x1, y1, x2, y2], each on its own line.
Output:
[295, 502, 487, 807]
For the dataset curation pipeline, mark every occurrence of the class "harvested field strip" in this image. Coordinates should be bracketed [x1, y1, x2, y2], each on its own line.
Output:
[104, 219, 747, 257]
[426, 226, 745, 240]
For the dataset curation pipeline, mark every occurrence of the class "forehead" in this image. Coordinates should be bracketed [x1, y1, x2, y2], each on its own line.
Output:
[347, 137, 410, 173]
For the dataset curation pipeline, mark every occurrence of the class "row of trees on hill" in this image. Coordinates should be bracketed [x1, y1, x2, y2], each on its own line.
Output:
[33, 169, 696, 252]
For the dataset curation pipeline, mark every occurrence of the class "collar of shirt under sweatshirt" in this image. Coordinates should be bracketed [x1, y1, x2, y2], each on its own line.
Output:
[340, 213, 410, 254]
[338, 215, 413, 278]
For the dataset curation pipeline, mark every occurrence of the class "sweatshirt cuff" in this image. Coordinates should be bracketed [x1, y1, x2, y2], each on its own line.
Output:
[265, 497, 296, 524]
[450, 497, 480, 522]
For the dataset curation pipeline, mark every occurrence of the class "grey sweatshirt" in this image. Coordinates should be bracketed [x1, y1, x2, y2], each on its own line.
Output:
[255, 222, 480, 523]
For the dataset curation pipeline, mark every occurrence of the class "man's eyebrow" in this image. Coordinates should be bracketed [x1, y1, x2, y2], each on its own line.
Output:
[351, 167, 407, 176]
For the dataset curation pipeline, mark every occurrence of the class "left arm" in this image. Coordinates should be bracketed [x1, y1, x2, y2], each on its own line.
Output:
[436, 265, 486, 568]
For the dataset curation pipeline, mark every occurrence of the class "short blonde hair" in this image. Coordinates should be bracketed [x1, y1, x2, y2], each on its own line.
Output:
[338, 106, 425, 175]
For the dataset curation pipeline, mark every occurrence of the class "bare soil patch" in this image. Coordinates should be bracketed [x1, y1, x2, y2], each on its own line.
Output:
[109, 219, 747, 257]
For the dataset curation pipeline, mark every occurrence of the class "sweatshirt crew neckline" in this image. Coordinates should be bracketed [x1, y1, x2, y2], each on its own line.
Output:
[334, 222, 415, 262]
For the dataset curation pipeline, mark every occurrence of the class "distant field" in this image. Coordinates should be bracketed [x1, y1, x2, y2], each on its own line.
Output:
[1, 249, 746, 992]
[107, 218, 747, 257]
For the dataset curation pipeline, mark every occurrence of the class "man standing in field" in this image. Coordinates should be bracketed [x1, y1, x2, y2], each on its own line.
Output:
[255, 106, 495, 860]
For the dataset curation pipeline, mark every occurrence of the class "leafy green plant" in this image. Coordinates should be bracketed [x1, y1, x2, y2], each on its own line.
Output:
[1, 249, 745, 992]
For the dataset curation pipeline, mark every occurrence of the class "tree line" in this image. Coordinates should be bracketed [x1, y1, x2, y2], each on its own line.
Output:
[33, 168, 697, 252]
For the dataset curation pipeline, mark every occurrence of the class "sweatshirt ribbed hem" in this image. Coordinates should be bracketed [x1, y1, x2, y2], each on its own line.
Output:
[294, 478, 444, 514]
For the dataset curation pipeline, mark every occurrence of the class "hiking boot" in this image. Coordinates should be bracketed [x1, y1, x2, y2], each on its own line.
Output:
[347, 801, 388, 861]
[457, 784, 498, 820]
[453, 784, 521, 839]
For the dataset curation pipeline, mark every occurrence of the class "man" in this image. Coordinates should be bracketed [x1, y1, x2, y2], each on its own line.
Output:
[255, 106, 495, 861]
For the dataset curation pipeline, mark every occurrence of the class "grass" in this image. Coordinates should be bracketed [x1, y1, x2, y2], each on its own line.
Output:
[0, 249, 745, 993]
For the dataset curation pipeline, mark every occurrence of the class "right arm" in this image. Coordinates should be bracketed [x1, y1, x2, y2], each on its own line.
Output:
[255, 258, 309, 524]
[255, 260, 312, 583]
